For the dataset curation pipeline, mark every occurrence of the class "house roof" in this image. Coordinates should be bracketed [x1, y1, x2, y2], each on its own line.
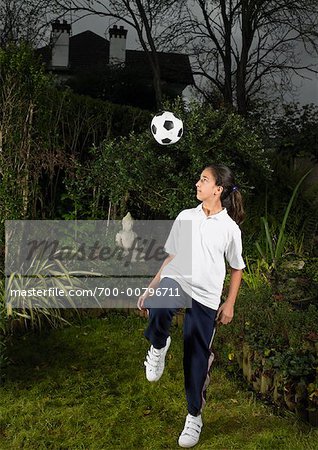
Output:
[125, 50, 193, 85]
[36, 30, 193, 86]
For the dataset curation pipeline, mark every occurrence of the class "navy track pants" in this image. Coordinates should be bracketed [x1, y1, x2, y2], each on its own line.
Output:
[144, 277, 217, 417]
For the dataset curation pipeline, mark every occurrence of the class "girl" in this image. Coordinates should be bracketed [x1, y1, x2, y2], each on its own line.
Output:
[137, 164, 245, 448]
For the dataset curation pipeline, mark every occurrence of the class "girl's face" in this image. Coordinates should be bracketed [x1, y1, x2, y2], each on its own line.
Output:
[195, 168, 223, 201]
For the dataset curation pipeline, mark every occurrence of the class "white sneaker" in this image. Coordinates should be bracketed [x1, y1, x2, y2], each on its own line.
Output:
[144, 336, 171, 382]
[178, 414, 203, 448]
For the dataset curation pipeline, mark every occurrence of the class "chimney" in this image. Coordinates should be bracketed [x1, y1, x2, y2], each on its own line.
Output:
[109, 25, 128, 65]
[51, 19, 71, 69]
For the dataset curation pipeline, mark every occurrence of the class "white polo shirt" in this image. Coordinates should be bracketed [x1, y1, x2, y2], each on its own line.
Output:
[160, 203, 245, 310]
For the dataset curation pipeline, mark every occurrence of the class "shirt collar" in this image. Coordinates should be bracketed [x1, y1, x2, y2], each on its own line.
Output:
[196, 203, 227, 220]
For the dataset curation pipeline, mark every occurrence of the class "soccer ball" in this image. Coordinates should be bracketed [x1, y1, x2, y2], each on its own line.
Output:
[150, 111, 183, 145]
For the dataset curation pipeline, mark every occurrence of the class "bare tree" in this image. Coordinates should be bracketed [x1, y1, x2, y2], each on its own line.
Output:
[53, 0, 184, 109]
[164, 0, 318, 115]
[0, 0, 59, 46]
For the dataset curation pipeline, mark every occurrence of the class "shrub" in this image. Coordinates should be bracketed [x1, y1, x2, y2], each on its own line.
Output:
[215, 282, 318, 425]
[0, 43, 152, 227]
[84, 99, 272, 219]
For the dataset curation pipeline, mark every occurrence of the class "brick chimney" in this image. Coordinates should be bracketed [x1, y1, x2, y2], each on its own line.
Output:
[109, 25, 128, 65]
[51, 19, 71, 69]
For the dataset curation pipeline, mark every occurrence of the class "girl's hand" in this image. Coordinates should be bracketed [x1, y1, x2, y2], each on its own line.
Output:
[216, 301, 234, 325]
[137, 294, 149, 317]
[137, 294, 146, 310]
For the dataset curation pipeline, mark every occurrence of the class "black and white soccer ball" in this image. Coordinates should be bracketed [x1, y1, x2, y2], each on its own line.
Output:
[150, 111, 183, 145]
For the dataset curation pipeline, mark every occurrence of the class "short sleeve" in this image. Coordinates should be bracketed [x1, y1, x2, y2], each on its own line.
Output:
[163, 212, 182, 255]
[225, 226, 245, 270]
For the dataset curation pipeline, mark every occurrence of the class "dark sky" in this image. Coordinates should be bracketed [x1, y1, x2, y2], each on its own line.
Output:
[71, 12, 318, 106]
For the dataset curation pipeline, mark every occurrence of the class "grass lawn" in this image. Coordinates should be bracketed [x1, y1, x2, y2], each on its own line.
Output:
[0, 311, 317, 449]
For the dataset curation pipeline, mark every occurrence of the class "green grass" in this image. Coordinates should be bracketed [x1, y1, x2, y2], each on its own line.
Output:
[0, 312, 317, 449]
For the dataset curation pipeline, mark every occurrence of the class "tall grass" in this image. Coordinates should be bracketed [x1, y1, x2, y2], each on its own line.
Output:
[256, 169, 313, 268]
[242, 257, 270, 290]
[5, 257, 79, 331]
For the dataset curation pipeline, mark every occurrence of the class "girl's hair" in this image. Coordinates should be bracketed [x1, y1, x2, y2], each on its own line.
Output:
[204, 164, 245, 225]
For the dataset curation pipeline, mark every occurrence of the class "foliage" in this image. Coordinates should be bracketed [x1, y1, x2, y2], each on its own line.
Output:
[255, 169, 313, 268]
[272, 257, 318, 309]
[0, 42, 50, 221]
[253, 102, 318, 163]
[0, 43, 152, 228]
[40, 87, 151, 154]
[85, 99, 272, 219]
[242, 257, 270, 291]
[0, 283, 8, 381]
[216, 284, 318, 383]
[241, 100, 318, 258]
[36, 87, 151, 219]
[6, 270, 75, 333]
[0, 252, 91, 380]
[0, 43, 153, 363]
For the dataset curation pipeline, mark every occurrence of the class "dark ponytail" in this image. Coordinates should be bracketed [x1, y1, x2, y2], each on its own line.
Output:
[205, 164, 245, 225]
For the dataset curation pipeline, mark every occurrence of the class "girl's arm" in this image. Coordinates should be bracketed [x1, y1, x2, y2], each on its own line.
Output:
[137, 254, 175, 310]
[216, 268, 243, 324]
